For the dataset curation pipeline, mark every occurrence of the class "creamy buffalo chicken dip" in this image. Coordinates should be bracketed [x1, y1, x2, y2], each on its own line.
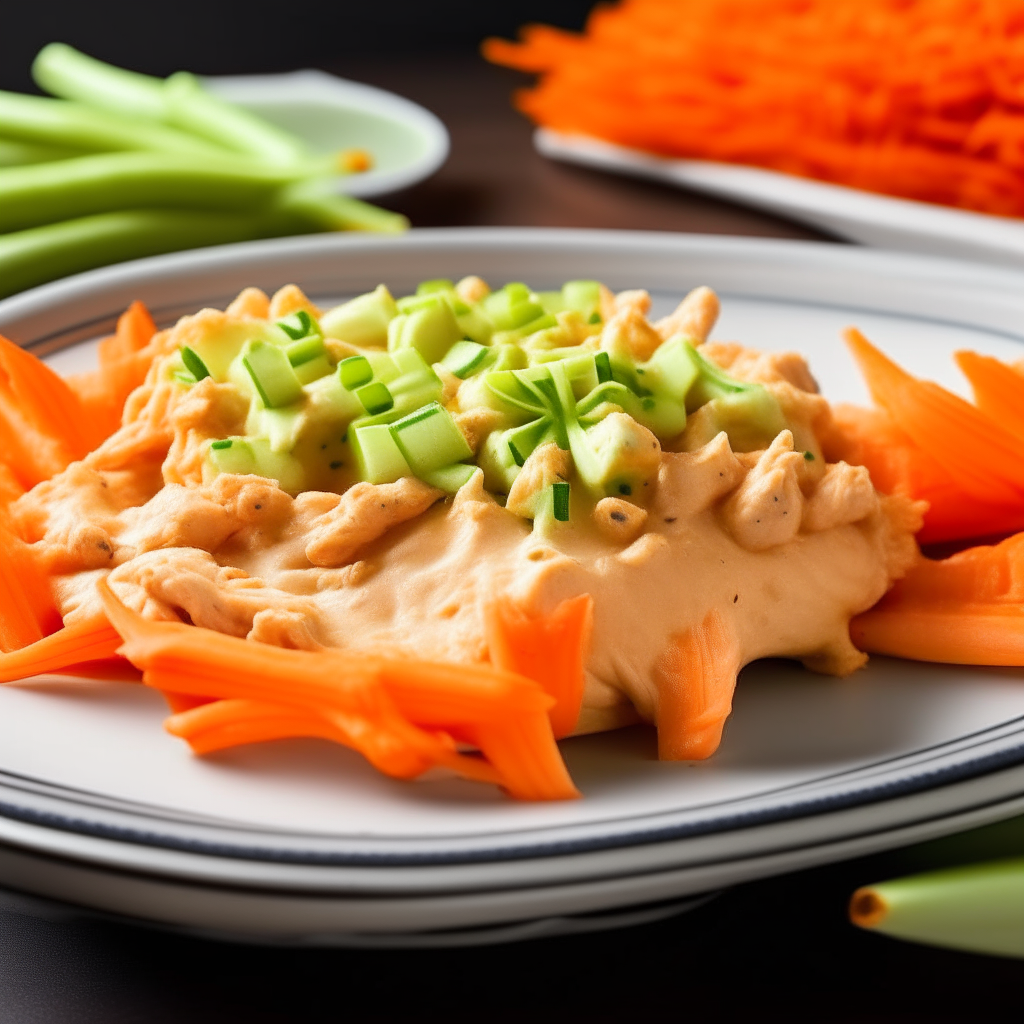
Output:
[10, 277, 921, 762]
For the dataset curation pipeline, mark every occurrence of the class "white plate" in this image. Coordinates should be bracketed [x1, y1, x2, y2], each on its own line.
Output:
[537, 129, 1024, 269]
[204, 70, 449, 198]
[2, 229, 1024, 942]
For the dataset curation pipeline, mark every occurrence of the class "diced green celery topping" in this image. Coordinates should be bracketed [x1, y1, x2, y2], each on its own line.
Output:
[356, 381, 394, 416]
[210, 439, 233, 450]
[180, 345, 210, 381]
[242, 341, 304, 409]
[339, 354, 373, 390]
[416, 278, 454, 295]
[277, 309, 320, 341]
[286, 335, 326, 367]
[441, 340, 489, 379]
[389, 402, 473, 476]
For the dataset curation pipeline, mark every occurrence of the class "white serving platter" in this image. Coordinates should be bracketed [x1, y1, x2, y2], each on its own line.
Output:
[537, 129, 1024, 269]
[205, 70, 449, 198]
[2, 229, 1024, 945]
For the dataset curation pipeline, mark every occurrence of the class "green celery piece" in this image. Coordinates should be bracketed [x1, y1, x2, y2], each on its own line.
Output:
[552, 481, 571, 522]
[356, 380, 394, 416]
[339, 354, 373, 390]
[206, 437, 255, 476]
[205, 436, 303, 492]
[421, 463, 478, 493]
[180, 345, 210, 381]
[478, 428, 523, 495]
[416, 278, 454, 295]
[686, 344, 753, 411]
[320, 285, 397, 347]
[241, 340, 303, 409]
[487, 344, 528, 373]
[484, 369, 549, 418]
[352, 422, 411, 484]
[562, 280, 602, 318]
[387, 295, 463, 364]
[441, 340, 489, 379]
[482, 284, 545, 331]
[702, 388, 787, 452]
[584, 412, 660, 497]
[173, 370, 198, 386]
[491, 312, 559, 346]
[647, 336, 701, 400]
[293, 355, 332, 385]
[305, 370, 364, 422]
[454, 302, 494, 344]
[550, 359, 626, 497]
[506, 416, 556, 467]
[389, 402, 472, 476]
[852, 858, 1024, 959]
[286, 334, 326, 366]
[277, 309, 321, 341]
[535, 290, 565, 314]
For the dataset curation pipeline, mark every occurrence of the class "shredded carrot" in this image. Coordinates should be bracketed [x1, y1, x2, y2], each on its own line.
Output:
[0, 333, 96, 487]
[484, 0, 1024, 218]
[0, 510, 60, 652]
[95, 580, 578, 801]
[851, 533, 1024, 665]
[651, 609, 741, 760]
[67, 301, 159, 443]
[0, 616, 124, 680]
[485, 593, 593, 738]
[825, 332, 1024, 544]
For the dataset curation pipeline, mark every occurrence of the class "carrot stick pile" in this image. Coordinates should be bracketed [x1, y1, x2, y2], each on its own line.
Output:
[484, 0, 1024, 217]
[827, 329, 1024, 544]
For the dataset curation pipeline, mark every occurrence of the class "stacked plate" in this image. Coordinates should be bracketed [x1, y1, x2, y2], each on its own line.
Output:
[2, 229, 1024, 946]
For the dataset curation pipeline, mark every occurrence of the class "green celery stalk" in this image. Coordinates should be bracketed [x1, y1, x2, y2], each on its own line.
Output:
[278, 180, 409, 234]
[0, 208, 306, 299]
[165, 71, 312, 168]
[850, 857, 1024, 959]
[32, 43, 170, 121]
[0, 151, 308, 234]
[0, 90, 228, 159]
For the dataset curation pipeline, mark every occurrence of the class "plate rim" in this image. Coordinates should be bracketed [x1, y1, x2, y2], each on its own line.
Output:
[3, 228, 1024, 871]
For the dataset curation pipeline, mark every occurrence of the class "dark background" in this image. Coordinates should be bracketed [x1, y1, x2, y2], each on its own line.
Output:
[2, 2, 594, 92]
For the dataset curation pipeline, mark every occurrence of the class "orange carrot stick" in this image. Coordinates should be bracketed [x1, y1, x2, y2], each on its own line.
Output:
[67, 301, 159, 442]
[651, 609, 741, 760]
[95, 580, 577, 800]
[954, 350, 1024, 442]
[851, 531, 1024, 665]
[485, 593, 593, 738]
[0, 616, 123, 680]
[0, 333, 97, 478]
[844, 328, 1024, 506]
[851, 606, 1024, 666]
[0, 511, 59, 652]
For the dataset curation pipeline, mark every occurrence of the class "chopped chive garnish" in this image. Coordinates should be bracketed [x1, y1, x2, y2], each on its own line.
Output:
[286, 335, 325, 367]
[210, 439, 233, 450]
[339, 355, 373, 390]
[508, 439, 526, 467]
[553, 481, 570, 521]
[804, 450, 815, 460]
[356, 380, 394, 415]
[180, 346, 210, 381]
[277, 309, 317, 340]
[595, 350, 612, 383]
[588, 312, 602, 324]
[173, 370, 197, 385]
[618, 483, 632, 496]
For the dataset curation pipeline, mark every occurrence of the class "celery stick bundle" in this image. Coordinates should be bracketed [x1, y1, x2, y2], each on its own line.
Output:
[0, 44, 408, 299]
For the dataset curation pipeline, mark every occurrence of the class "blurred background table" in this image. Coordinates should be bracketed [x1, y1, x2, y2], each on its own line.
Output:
[0, 45, 1021, 1024]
